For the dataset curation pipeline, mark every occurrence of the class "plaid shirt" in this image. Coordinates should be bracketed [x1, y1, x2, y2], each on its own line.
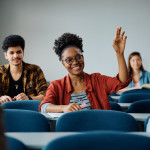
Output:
[0, 62, 47, 97]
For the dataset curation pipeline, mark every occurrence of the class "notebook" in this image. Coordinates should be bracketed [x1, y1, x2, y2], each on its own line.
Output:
[47, 113, 64, 118]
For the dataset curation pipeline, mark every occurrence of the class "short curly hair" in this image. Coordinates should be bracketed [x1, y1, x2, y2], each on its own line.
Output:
[2, 35, 25, 52]
[53, 33, 84, 61]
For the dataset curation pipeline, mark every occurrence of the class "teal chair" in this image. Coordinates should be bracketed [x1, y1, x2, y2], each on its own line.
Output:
[110, 101, 122, 111]
[118, 93, 150, 103]
[43, 131, 150, 150]
[56, 110, 139, 132]
[1, 100, 41, 112]
[6, 136, 28, 150]
[121, 89, 150, 95]
[3, 109, 50, 132]
[127, 99, 150, 113]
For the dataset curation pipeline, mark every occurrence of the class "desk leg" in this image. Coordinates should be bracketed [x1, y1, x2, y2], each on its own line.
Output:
[122, 108, 128, 112]
[137, 121, 144, 131]
[50, 120, 56, 132]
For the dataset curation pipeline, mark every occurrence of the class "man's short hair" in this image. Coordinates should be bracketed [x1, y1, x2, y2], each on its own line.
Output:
[2, 35, 25, 52]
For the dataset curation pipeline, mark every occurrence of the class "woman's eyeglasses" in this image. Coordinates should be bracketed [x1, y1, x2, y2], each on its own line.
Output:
[62, 55, 84, 65]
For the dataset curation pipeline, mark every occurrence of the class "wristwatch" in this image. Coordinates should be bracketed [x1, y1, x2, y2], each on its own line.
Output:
[28, 95, 33, 100]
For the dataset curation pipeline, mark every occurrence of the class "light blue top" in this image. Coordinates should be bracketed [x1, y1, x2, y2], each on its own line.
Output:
[127, 71, 150, 88]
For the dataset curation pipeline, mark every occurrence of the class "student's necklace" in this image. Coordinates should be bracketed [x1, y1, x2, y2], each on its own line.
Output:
[15, 85, 18, 90]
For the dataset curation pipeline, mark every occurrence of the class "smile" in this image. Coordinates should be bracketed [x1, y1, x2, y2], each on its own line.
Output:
[72, 66, 80, 70]
[13, 59, 20, 61]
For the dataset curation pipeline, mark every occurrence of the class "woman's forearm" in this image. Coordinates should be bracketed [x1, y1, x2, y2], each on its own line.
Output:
[46, 104, 64, 113]
[117, 53, 129, 83]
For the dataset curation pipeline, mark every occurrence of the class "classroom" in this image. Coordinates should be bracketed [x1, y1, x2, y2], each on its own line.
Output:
[1, 0, 150, 150]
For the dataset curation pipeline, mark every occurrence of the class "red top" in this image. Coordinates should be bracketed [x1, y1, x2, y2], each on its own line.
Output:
[39, 72, 131, 111]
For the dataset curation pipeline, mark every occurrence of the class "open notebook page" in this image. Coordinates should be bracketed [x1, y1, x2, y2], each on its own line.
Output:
[47, 113, 64, 118]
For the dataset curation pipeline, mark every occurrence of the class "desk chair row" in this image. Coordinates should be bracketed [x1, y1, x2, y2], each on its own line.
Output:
[2, 100, 150, 131]
[3, 98, 150, 113]
[2, 99, 150, 113]
[110, 89, 150, 114]
[2, 88, 150, 112]
[3, 95, 150, 113]
[6, 131, 150, 150]
[110, 89, 150, 103]
[2, 99, 150, 150]
[1, 108, 141, 132]
[118, 93, 150, 103]
[43, 131, 150, 150]
[1, 100, 123, 112]
[3, 109, 150, 150]
[113, 99, 150, 113]
[116, 88, 150, 103]
[3, 107, 150, 132]
[121, 89, 150, 96]
[2, 109, 140, 132]
[55, 110, 150, 132]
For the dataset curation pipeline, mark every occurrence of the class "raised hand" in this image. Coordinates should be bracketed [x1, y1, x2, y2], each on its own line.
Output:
[113, 27, 127, 54]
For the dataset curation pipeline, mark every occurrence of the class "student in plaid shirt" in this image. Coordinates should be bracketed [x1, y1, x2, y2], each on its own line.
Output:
[0, 35, 47, 104]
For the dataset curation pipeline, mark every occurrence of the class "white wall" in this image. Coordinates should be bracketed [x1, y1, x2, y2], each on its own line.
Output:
[0, 0, 150, 82]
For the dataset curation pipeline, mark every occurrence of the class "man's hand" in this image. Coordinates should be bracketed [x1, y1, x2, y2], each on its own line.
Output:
[113, 27, 127, 54]
[0, 96, 13, 104]
[14, 93, 29, 100]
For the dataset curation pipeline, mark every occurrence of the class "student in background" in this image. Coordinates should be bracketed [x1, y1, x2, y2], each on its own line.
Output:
[0, 35, 47, 104]
[39, 27, 131, 113]
[118, 52, 150, 93]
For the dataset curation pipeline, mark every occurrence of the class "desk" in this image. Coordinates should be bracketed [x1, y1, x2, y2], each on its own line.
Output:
[110, 96, 120, 102]
[41, 112, 63, 121]
[118, 103, 131, 112]
[5, 132, 79, 149]
[41, 113, 64, 131]
[129, 113, 150, 122]
[5, 132, 150, 149]
[118, 103, 131, 109]
[131, 132, 150, 137]
[42, 112, 150, 122]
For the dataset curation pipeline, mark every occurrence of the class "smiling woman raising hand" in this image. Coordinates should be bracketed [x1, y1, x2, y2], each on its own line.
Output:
[39, 27, 131, 113]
